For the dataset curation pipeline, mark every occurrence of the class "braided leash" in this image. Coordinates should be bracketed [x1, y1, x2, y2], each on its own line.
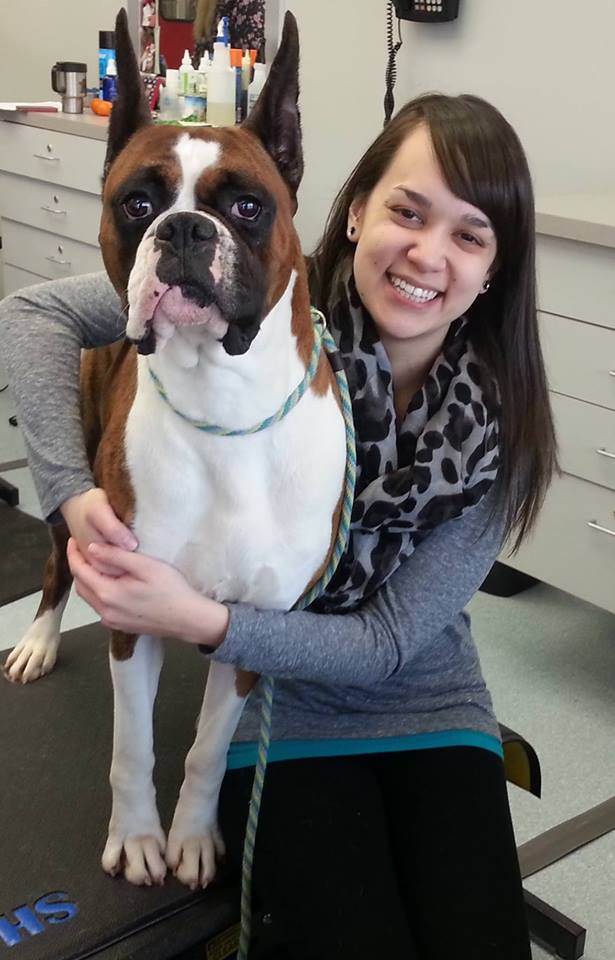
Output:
[237, 309, 356, 959]
[147, 318, 325, 436]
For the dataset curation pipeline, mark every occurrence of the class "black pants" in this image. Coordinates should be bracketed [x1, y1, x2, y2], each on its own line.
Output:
[219, 747, 532, 960]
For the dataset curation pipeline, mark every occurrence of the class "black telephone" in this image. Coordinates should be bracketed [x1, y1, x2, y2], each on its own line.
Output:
[392, 0, 460, 23]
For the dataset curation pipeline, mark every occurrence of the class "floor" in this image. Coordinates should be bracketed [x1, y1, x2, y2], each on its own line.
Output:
[1, 387, 614, 958]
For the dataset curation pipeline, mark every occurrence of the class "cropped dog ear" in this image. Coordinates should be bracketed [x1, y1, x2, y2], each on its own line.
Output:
[103, 8, 152, 181]
[243, 12, 303, 205]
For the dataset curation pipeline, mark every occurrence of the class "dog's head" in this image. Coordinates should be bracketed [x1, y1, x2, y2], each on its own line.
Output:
[99, 9, 303, 357]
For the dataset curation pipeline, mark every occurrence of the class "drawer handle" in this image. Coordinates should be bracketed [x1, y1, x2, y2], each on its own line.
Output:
[40, 204, 67, 215]
[610, 371, 615, 378]
[45, 254, 72, 267]
[597, 448, 615, 461]
[587, 520, 615, 539]
[33, 152, 60, 161]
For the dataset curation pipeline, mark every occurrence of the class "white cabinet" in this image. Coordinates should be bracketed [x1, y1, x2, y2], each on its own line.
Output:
[505, 201, 615, 615]
[0, 113, 107, 292]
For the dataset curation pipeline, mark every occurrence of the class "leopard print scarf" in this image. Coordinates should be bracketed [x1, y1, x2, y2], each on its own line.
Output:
[311, 269, 500, 612]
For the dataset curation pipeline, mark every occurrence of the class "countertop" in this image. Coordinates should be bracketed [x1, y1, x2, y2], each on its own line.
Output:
[0, 107, 108, 141]
[535, 193, 615, 249]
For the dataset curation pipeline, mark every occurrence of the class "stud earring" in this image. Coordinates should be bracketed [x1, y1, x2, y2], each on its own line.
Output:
[481, 280, 491, 293]
[347, 225, 356, 238]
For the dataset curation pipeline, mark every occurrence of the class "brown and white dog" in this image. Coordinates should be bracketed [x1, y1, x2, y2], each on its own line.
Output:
[4, 10, 345, 889]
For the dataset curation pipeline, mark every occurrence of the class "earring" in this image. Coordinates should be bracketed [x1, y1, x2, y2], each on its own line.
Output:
[481, 280, 490, 293]
[347, 225, 356, 239]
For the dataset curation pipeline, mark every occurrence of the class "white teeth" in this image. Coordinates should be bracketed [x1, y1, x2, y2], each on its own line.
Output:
[389, 274, 439, 302]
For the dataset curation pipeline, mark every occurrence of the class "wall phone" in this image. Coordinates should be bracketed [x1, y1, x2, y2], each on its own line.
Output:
[384, 0, 461, 123]
[391, 0, 460, 23]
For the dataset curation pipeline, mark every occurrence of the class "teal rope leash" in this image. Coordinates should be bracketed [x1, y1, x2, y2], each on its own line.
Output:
[147, 317, 325, 436]
[237, 309, 357, 960]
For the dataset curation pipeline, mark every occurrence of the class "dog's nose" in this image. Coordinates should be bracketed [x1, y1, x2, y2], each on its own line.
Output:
[156, 213, 217, 249]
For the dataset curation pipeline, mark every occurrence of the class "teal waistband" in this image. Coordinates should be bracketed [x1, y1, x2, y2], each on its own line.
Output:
[226, 729, 503, 770]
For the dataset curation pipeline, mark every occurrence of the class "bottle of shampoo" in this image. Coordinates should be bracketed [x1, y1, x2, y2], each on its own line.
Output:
[159, 68, 180, 120]
[247, 62, 267, 116]
[207, 28, 235, 126]
[179, 49, 194, 96]
[102, 57, 118, 102]
[98, 30, 115, 98]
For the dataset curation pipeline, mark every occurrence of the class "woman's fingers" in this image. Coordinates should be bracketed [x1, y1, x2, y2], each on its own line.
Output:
[88, 542, 153, 579]
[93, 500, 138, 551]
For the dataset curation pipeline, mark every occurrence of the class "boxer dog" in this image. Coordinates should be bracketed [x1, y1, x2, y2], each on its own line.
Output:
[4, 9, 346, 889]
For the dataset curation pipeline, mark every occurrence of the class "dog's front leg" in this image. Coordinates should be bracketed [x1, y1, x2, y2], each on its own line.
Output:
[167, 660, 257, 889]
[102, 632, 167, 885]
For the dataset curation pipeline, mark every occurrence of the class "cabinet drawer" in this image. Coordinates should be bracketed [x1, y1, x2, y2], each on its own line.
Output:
[537, 234, 615, 331]
[0, 172, 101, 246]
[0, 122, 105, 196]
[2, 264, 48, 296]
[551, 393, 615, 492]
[2, 220, 103, 279]
[505, 473, 615, 615]
[540, 312, 615, 411]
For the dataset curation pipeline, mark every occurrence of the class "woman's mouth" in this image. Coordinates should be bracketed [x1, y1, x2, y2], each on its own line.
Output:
[387, 272, 441, 306]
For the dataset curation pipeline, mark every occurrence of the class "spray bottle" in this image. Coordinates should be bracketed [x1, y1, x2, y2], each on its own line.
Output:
[207, 20, 235, 126]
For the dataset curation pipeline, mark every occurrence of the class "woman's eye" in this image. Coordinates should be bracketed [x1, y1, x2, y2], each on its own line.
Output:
[122, 194, 154, 220]
[459, 232, 481, 246]
[232, 197, 262, 221]
[396, 208, 421, 223]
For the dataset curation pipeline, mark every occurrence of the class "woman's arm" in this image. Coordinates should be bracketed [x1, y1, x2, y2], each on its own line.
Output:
[68, 489, 504, 684]
[0, 273, 125, 523]
[213, 489, 504, 684]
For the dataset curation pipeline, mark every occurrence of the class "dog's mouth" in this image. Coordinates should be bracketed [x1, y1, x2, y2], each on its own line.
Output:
[126, 268, 229, 350]
[152, 283, 227, 335]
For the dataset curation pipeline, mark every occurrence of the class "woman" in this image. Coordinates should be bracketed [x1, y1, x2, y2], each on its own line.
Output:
[0, 94, 555, 958]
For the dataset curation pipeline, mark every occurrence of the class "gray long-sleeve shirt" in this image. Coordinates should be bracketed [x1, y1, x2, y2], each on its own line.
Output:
[0, 275, 503, 748]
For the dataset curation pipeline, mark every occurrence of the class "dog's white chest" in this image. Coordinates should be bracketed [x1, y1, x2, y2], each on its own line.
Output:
[124, 322, 345, 611]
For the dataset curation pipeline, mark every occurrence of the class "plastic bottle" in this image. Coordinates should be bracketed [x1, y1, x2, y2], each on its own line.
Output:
[159, 68, 180, 121]
[102, 58, 118, 103]
[98, 30, 115, 99]
[241, 49, 252, 120]
[178, 49, 194, 97]
[247, 62, 267, 116]
[207, 29, 235, 126]
[230, 49, 243, 124]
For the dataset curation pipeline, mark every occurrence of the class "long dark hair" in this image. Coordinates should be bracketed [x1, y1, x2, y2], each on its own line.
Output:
[309, 93, 557, 551]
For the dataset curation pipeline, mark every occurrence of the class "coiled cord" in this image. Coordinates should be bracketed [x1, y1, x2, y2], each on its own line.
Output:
[384, 1, 403, 126]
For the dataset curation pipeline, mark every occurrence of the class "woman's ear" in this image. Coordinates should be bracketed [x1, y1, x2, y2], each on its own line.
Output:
[347, 198, 364, 242]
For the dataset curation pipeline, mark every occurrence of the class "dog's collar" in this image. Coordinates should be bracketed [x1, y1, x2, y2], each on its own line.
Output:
[146, 308, 329, 436]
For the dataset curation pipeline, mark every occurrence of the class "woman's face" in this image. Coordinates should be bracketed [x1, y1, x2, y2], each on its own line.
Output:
[349, 124, 498, 350]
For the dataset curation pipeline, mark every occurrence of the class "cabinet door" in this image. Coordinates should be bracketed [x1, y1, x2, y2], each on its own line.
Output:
[2, 220, 104, 279]
[505, 473, 615, 615]
[0, 172, 102, 246]
[2, 264, 48, 296]
[0, 122, 106, 195]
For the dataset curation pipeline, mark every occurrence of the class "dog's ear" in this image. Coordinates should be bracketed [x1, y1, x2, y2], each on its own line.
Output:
[243, 12, 303, 205]
[103, 8, 152, 181]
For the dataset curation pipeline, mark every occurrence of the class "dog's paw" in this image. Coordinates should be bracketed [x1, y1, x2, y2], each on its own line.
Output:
[3, 616, 61, 683]
[102, 828, 167, 886]
[166, 825, 225, 890]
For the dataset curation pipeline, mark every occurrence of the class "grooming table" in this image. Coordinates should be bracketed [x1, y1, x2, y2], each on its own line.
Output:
[0, 623, 240, 960]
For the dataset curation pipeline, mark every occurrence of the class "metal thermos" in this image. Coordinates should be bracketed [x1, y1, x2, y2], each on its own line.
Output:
[51, 61, 88, 114]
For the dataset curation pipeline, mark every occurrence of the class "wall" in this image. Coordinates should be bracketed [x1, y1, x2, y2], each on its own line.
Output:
[0, 1, 132, 102]
[289, 0, 615, 252]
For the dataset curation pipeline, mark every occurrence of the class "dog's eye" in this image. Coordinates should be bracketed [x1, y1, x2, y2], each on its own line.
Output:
[122, 194, 154, 220]
[231, 196, 262, 221]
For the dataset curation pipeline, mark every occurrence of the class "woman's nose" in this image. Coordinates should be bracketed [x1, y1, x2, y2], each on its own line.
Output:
[406, 230, 446, 273]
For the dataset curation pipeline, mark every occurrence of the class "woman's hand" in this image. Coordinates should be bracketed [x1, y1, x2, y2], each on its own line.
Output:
[66, 539, 230, 648]
[61, 488, 138, 576]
